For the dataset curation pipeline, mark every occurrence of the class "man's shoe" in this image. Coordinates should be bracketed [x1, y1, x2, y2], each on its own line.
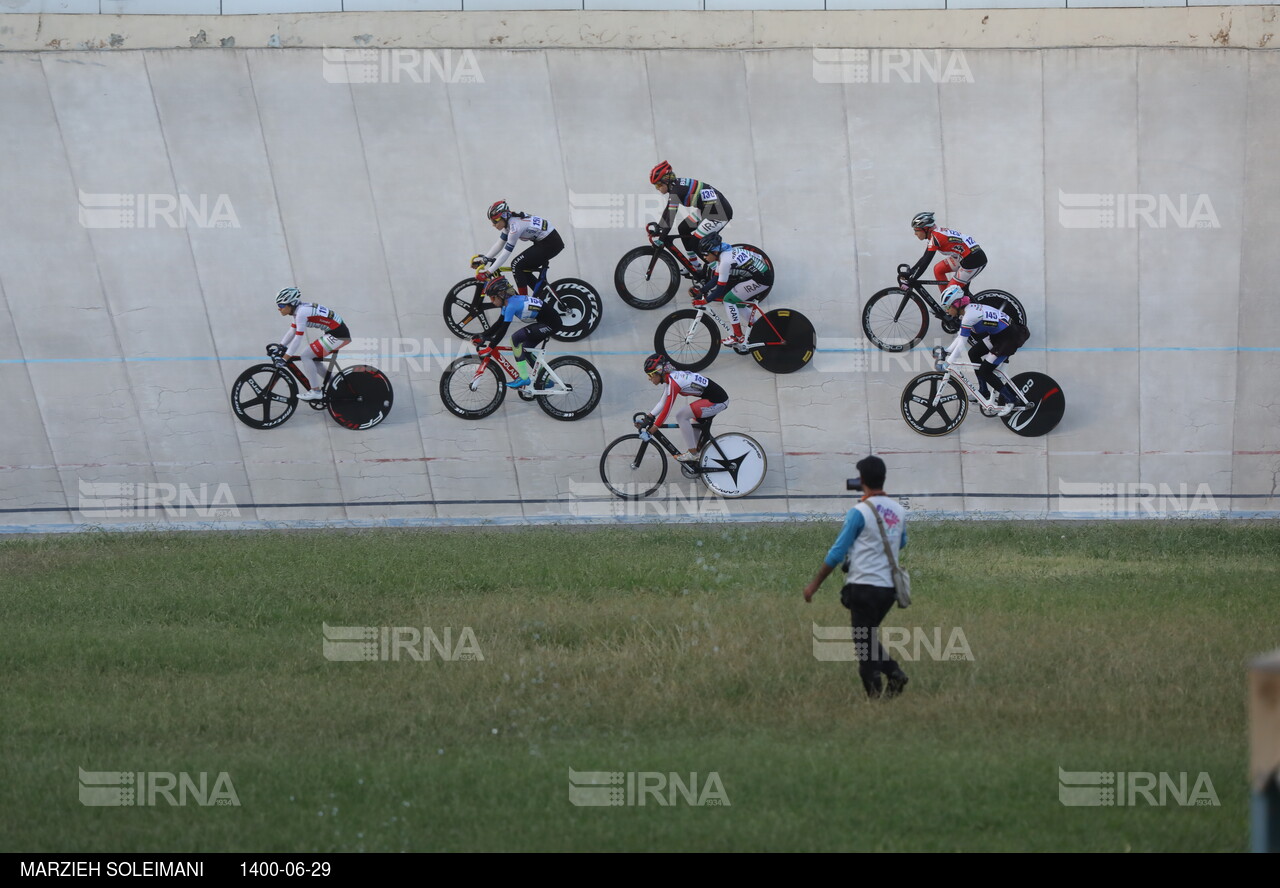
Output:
[884, 670, 909, 699]
[297, 388, 324, 401]
[507, 377, 531, 389]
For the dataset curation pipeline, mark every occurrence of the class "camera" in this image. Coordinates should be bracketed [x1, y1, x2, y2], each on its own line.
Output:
[846, 478, 863, 492]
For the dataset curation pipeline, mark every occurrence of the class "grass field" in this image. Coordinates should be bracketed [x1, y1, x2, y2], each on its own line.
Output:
[2, 521, 1275, 852]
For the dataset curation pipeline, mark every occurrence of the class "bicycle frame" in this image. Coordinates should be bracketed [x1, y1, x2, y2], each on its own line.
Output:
[282, 352, 340, 393]
[644, 224, 701, 278]
[686, 300, 782, 352]
[932, 342, 1030, 414]
[636, 420, 731, 477]
[469, 344, 571, 395]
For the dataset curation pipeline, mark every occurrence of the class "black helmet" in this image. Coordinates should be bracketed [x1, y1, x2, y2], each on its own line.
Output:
[644, 353, 670, 376]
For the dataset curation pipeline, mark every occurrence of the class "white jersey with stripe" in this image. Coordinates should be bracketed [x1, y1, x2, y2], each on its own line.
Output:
[484, 215, 555, 269]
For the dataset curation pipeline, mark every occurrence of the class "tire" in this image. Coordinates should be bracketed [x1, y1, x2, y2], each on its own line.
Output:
[326, 366, 394, 430]
[439, 355, 506, 420]
[862, 288, 929, 352]
[698, 432, 767, 498]
[231, 363, 298, 429]
[600, 434, 669, 499]
[534, 356, 603, 421]
[615, 245, 681, 309]
[1003, 371, 1065, 437]
[547, 278, 602, 342]
[443, 277, 498, 340]
[655, 309, 720, 372]
[900, 371, 969, 437]
[750, 309, 815, 374]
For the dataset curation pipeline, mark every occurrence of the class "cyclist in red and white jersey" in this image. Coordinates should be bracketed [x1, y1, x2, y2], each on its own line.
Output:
[473, 200, 565, 297]
[638, 353, 729, 463]
[274, 287, 351, 401]
[901, 211, 988, 297]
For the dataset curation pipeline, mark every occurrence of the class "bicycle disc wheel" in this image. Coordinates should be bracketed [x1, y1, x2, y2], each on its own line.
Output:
[654, 309, 720, 372]
[862, 288, 929, 352]
[534, 356, 603, 421]
[698, 432, 767, 498]
[443, 278, 497, 340]
[1003, 372, 1065, 437]
[547, 278, 603, 342]
[439, 356, 506, 419]
[615, 245, 681, 309]
[975, 290, 1027, 328]
[599, 434, 669, 499]
[900, 371, 969, 437]
[326, 366, 394, 430]
[750, 309, 815, 374]
[230, 363, 298, 429]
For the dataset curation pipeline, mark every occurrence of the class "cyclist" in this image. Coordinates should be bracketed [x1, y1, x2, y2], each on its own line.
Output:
[901, 211, 988, 298]
[472, 200, 564, 298]
[273, 287, 350, 401]
[637, 353, 729, 463]
[940, 285, 1029, 417]
[650, 161, 733, 274]
[473, 275, 563, 389]
[691, 234, 773, 347]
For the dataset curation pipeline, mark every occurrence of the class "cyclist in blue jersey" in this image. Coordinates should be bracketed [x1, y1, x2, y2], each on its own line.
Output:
[941, 285, 1029, 417]
[650, 161, 733, 274]
[473, 275, 563, 389]
[691, 235, 773, 346]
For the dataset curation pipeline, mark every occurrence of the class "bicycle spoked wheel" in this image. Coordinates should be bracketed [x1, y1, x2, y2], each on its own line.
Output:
[534, 356, 603, 421]
[654, 308, 720, 371]
[439, 356, 507, 419]
[698, 433, 767, 498]
[750, 309, 815, 374]
[900, 371, 969, 436]
[599, 434, 669, 499]
[443, 278, 498, 340]
[615, 246, 681, 309]
[231, 363, 298, 429]
[326, 366, 394, 430]
[862, 288, 928, 352]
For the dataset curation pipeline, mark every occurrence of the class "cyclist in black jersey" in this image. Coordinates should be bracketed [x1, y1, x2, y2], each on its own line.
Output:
[650, 161, 733, 273]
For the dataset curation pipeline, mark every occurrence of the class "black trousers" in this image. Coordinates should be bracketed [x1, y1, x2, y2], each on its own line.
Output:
[510, 229, 565, 292]
[840, 582, 903, 697]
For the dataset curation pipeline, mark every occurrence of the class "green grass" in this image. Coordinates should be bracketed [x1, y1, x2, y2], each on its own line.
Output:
[2, 522, 1275, 852]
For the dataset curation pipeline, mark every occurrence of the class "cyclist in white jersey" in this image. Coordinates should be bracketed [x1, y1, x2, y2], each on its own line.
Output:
[692, 234, 773, 346]
[638, 353, 730, 463]
[473, 200, 565, 298]
[273, 287, 351, 401]
[941, 285, 1029, 417]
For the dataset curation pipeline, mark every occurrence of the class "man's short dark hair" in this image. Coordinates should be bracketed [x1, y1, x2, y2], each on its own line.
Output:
[856, 455, 886, 490]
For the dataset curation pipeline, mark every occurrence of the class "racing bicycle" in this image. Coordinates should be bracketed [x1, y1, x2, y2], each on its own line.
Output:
[438, 341, 602, 421]
[862, 263, 1027, 353]
[442, 262, 602, 342]
[614, 222, 774, 310]
[599, 413, 767, 499]
[655, 294, 815, 374]
[899, 344, 1065, 438]
[230, 344, 393, 430]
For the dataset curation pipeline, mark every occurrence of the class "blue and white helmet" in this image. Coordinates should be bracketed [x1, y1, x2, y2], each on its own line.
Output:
[940, 285, 969, 310]
[276, 287, 302, 307]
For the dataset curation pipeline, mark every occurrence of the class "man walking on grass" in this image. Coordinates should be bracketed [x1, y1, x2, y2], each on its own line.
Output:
[803, 455, 910, 700]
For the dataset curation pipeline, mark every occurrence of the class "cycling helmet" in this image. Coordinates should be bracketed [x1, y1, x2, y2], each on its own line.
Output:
[697, 233, 726, 255]
[650, 161, 675, 185]
[484, 276, 514, 299]
[643, 352, 670, 377]
[275, 287, 302, 307]
[940, 284, 969, 310]
[487, 200, 510, 223]
[911, 211, 936, 230]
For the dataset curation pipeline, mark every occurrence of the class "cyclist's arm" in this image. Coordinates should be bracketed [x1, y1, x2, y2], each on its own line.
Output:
[482, 219, 526, 271]
[649, 377, 680, 426]
[657, 192, 679, 234]
[481, 301, 521, 346]
[905, 247, 932, 281]
[703, 256, 735, 301]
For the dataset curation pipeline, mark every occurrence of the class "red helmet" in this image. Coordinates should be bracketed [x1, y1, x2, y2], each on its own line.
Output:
[644, 352, 670, 376]
[487, 200, 510, 223]
[650, 161, 675, 185]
